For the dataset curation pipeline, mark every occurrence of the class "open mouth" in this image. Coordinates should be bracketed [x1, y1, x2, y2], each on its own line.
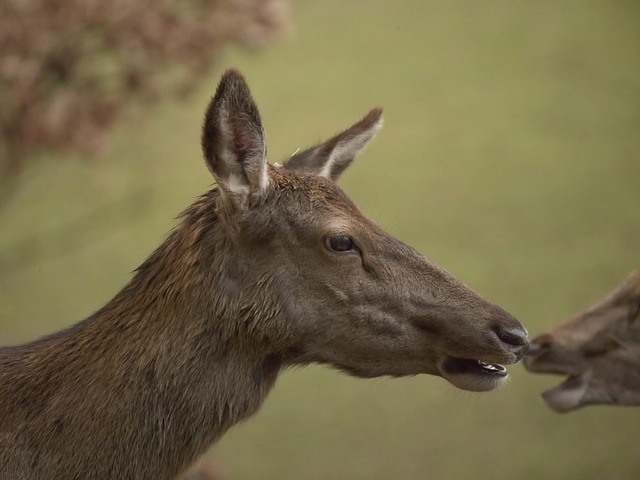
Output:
[541, 374, 588, 412]
[438, 357, 510, 392]
[442, 357, 508, 377]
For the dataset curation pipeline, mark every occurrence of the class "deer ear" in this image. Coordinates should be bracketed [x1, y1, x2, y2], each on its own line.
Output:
[284, 108, 383, 181]
[202, 70, 268, 206]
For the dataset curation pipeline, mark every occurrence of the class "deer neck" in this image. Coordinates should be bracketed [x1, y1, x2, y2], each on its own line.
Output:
[1, 215, 283, 479]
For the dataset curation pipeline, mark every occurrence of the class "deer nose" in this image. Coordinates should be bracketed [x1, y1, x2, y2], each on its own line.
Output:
[526, 334, 552, 357]
[492, 324, 529, 359]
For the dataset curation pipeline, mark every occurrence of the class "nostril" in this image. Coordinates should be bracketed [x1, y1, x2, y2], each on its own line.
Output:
[493, 325, 529, 360]
[493, 325, 529, 347]
[492, 325, 529, 359]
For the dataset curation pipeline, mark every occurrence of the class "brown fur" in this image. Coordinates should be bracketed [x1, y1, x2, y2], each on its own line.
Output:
[0, 70, 527, 479]
[525, 269, 640, 411]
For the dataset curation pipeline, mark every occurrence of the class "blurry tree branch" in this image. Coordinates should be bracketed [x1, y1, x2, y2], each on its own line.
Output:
[0, 0, 289, 179]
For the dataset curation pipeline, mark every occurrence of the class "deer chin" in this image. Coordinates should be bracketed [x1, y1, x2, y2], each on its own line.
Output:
[541, 374, 588, 412]
[438, 357, 510, 392]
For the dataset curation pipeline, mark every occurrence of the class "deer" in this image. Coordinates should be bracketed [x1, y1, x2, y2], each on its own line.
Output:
[0, 69, 529, 480]
[525, 269, 640, 412]
[178, 457, 223, 480]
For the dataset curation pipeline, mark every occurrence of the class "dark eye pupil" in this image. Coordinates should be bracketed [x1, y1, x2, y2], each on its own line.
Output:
[328, 235, 354, 252]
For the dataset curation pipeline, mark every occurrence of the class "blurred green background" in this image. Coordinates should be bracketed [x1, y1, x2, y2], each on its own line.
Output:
[2, 1, 640, 479]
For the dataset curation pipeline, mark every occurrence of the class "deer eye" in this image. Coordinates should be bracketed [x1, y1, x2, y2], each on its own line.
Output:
[326, 235, 356, 253]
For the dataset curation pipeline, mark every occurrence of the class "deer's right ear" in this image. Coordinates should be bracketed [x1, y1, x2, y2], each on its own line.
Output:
[284, 108, 383, 181]
[202, 70, 268, 207]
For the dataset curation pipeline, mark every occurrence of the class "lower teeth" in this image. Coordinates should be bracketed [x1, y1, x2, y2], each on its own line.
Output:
[479, 362, 500, 371]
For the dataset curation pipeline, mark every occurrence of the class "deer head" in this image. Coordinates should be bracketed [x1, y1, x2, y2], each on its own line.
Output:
[200, 70, 528, 392]
[525, 269, 640, 411]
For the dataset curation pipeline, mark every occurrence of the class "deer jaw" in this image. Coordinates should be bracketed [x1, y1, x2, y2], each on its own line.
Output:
[203, 70, 528, 393]
[525, 269, 640, 411]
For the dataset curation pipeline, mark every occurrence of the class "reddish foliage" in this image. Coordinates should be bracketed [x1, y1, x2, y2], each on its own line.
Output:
[0, 0, 289, 175]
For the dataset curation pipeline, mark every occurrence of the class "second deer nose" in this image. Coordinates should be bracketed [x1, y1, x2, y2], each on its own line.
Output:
[493, 324, 529, 358]
[526, 334, 553, 357]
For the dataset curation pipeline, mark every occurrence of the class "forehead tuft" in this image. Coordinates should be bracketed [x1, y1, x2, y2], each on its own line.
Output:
[269, 167, 356, 207]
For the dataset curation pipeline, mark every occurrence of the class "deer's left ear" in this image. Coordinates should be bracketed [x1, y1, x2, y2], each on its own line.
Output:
[284, 108, 383, 181]
[202, 69, 269, 207]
